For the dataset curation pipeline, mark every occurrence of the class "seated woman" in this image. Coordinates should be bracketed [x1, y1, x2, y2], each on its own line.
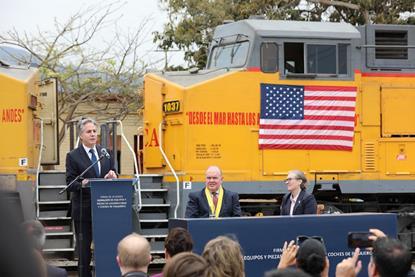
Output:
[280, 170, 317, 215]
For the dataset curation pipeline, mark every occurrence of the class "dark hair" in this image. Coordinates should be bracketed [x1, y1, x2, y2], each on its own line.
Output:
[296, 238, 326, 277]
[163, 252, 208, 277]
[372, 237, 412, 277]
[265, 268, 312, 277]
[164, 227, 193, 257]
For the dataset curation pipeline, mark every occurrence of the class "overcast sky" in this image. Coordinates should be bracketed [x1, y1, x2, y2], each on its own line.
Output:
[0, 0, 185, 68]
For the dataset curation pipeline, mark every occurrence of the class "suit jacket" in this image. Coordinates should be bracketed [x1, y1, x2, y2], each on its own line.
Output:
[185, 188, 241, 218]
[280, 189, 317, 215]
[65, 145, 114, 221]
[123, 271, 148, 277]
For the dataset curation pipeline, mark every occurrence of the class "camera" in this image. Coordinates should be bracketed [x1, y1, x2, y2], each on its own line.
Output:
[347, 232, 373, 248]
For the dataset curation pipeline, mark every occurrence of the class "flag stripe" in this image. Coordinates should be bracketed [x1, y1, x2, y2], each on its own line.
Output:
[305, 91, 356, 97]
[303, 115, 355, 121]
[259, 139, 353, 147]
[259, 144, 353, 151]
[304, 110, 355, 117]
[260, 119, 355, 127]
[304, 96, 356, 101]
[304, 100, 356, 107]
[305, 106, 355, 111]
[259, 134, 353, 141]
[304, 85, 357, 92]
[259, 129, 354, 137]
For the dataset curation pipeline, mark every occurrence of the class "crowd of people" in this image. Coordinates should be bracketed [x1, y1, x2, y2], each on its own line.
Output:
[114, 226, 413, 277]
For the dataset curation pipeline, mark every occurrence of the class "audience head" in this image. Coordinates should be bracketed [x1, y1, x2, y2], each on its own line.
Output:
[163, 252, 208, 277]
[202, 235, 245, 277]
[369, 237, 412, 277]
[116, 233, 151, 274]
[22, 220, 46, 251]
[265, 268, 312, 277]
[164, 227, 193, 259]
[296, 238, 327, 277]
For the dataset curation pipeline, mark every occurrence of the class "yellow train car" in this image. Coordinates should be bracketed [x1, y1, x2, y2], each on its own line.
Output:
[143, 20, 415, 245]
[0, 63, 58, 220]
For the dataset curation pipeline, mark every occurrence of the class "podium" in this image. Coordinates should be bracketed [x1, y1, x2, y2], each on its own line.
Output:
[90, 179, 135, 277]
[170, 213, 397, 277]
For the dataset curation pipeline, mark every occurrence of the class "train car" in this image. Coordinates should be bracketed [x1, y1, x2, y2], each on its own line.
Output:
[143, 19, 415, 248]
[0, 63, 58, 220]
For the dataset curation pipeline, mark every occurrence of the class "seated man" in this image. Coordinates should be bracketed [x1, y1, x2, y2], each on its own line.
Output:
[185, 165, 241, 218]
[116, 233, 151, 277]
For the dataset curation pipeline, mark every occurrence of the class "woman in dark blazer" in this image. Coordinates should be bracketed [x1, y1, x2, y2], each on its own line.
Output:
[280, 170, 317, 215]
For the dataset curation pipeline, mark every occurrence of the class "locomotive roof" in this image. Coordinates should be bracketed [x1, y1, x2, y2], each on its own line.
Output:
[214, 19, 361, 40]
[0, 66, 37, 82]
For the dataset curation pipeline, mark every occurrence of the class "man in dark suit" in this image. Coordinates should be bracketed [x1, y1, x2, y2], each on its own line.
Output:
[66, 118, 117, 277]
[280, 170, 317, 215]
[185, 166, 241, 218]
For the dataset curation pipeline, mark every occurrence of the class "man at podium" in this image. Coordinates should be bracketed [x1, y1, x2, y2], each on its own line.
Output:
[65, 118, 117, 277]
[185, 165, 241, 218]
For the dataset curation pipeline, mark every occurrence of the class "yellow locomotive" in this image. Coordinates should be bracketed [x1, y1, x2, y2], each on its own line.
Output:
[0, 62, 58, 220]
[143, 20, 415, 244]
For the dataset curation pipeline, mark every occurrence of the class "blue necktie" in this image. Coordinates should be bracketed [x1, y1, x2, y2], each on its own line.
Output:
[89, 149, 100, 177]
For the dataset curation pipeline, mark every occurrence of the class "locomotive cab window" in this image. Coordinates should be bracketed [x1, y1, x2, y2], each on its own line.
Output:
[261, 43, 278, 73]
[208, 41, 249, 69]
[283, 42, 350, 76]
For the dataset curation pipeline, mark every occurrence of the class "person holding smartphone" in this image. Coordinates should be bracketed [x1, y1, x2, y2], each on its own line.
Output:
[280, 170, 317, 215]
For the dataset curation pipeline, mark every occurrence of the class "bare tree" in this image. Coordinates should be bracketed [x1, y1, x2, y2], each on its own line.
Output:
[0, 1, 155, 144]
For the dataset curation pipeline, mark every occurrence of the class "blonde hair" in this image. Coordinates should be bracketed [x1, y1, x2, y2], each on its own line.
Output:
[202, 236, 245, 277]
[289, 170, 308, 190]
[117, 233, 151, 269]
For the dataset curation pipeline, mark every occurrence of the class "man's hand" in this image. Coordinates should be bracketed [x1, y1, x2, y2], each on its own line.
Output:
[277, 240, 298, 269]
[336, 248, 362, 277]
[104, 170, 117, 179]
[81, 179, 89, 187]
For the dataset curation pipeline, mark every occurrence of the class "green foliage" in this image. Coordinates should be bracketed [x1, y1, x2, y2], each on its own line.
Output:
[155, 0, 415, 68]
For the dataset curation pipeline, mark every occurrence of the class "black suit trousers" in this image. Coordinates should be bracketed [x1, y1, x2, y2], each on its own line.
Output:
[74, 220, 92, 277]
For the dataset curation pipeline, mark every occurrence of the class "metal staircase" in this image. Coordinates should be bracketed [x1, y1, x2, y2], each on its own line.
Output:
[136, 175, 171, 265]
[37, 171, 75, 262]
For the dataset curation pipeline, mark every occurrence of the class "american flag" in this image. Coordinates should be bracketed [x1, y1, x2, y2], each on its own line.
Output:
[259, 83, 357, 151]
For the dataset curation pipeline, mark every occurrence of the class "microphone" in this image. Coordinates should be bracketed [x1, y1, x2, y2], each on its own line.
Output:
[101, 148, 111, 159]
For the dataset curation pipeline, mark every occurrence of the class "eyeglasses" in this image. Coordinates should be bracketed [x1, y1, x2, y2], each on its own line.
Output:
[284, 178, 299, 182]
[296, 235, 325, 246]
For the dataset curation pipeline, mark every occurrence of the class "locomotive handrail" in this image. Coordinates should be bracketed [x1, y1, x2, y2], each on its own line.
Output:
[159, 121, 180, 219]
[35, 118, 44, 218]
[112, 120, 142, 214]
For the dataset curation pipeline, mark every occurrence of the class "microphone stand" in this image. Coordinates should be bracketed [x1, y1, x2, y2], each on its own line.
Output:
[59, 153, 104, 277]
[59, 154, 105, 195]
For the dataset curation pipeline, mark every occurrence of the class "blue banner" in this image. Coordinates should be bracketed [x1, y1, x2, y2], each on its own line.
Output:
[170, 213, 397, 277]
[90, 179, 134, 277]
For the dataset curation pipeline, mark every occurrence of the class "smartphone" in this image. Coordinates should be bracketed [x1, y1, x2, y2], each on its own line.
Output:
[347, 232, 373, 248]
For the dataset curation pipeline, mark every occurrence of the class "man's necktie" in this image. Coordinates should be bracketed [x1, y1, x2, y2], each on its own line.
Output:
[212, 193, 218, 208]
[89, 149, 100, 177]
